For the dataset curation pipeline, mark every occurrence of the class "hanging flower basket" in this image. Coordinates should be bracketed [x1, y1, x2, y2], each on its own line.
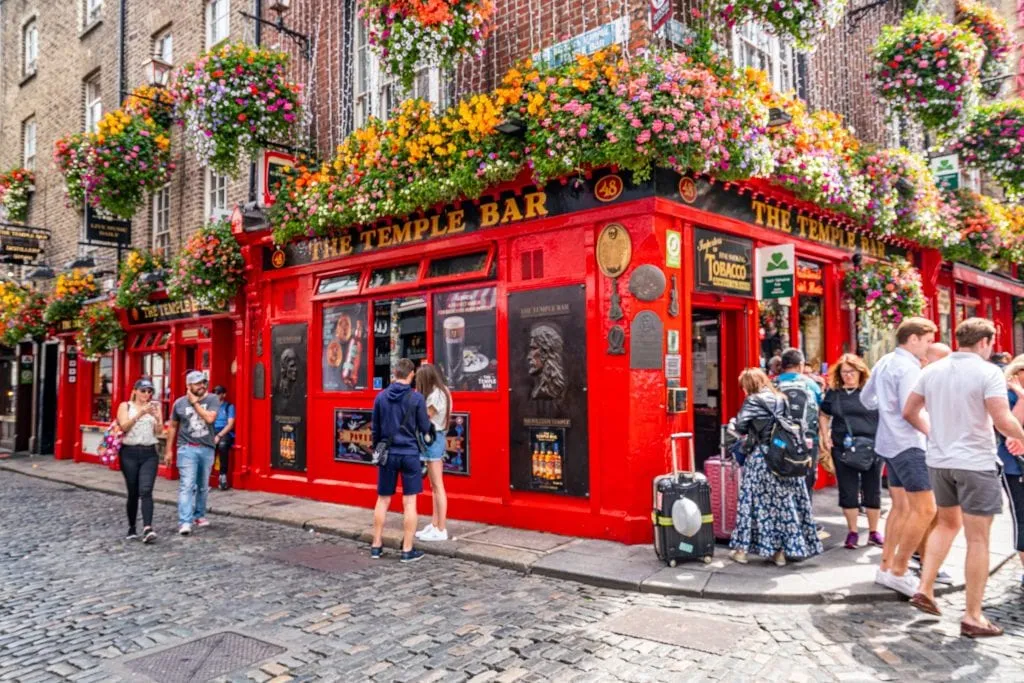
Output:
[870, 12, 985, 137]
[54, 111, 173, 218]
[170, 42, 304, 176]
[844, 257, 926, 331]
[713, 0, 848, 49]
[362, 0, 495, 90]
[0, 291, 46, 347]
[0, 168, 35, 223]
[955, 0, 1013, 97]
[74, 303, 125, 362]
[43, 270, 98, 325]
[941, 189, 1003, 270]
[168, 219, 245, 310]
[123, 84, 176, 129]
[952, 100, 1024, 200]
[115, 249, 167, 310]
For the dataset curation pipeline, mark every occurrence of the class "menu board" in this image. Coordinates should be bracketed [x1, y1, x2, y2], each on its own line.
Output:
[322, 303, 368, 391]
[432, 287, 498, 392]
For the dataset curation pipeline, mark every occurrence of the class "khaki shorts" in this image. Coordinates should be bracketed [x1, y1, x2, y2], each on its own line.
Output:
[928, 467, 1002, 516]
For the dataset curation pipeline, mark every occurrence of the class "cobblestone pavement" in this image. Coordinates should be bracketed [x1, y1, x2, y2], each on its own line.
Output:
[2, 474, 1023, 683]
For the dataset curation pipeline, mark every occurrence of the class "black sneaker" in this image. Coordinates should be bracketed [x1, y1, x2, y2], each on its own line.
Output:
[218, 475, 228, 491]
[370, 546, 383, 559]
[126, 529, 138, 540]
[142, 527, 157, 544]
[400, 549, 425, 563]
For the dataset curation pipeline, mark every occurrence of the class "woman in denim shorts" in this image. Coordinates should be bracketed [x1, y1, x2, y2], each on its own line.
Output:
[415, 364, 452, 542]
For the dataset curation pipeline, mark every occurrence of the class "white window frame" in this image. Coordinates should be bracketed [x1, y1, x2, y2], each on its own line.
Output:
[205, 170, 230, 220]
[732, 21, 796, 93]
[353, 15, 444, 128]
[152, 185, 171, 255]
[85, 0, 103, 26]
[23, 20, 38, 76]
[154, 29, 173, 64]
[206, 0, 230, 48]
[84, 73, 102, 133]
[22, 118, 37, 171]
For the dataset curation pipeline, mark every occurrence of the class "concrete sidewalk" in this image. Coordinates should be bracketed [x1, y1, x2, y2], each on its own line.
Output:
[1, 456, 1016, 604]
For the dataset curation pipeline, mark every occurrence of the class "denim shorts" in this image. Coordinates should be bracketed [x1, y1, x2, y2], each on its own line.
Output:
[377, 453, 423, 496]
[886, 447, 931, 492]
[422, 436, 446, 463]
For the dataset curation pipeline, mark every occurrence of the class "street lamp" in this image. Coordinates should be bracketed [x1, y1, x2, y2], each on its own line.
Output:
[66, 255, 96, 270]
[267, 0, 291, 11]
[142, 54, 172, 89]
[26, 264, 55, 281]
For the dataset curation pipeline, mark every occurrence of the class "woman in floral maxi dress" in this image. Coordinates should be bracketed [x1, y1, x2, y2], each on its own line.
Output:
[729, 368, 822, 566]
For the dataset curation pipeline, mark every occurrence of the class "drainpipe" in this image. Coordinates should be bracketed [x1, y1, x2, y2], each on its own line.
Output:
[248, 0, 262, 204]
[117, 0, 126, 98]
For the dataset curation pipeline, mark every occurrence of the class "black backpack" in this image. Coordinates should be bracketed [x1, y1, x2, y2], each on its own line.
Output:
[776, 376, 819, 444]
[756, 394, 815, 479]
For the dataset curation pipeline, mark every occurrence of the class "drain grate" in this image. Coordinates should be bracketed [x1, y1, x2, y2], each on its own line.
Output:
[268, 544, 375, 574]
[125, 631, 285, 683]
[602, 607, 762, 655]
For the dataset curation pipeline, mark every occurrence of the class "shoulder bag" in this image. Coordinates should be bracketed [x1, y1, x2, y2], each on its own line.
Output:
[371, 395, 416, 468]
[834, 391, 878, 472]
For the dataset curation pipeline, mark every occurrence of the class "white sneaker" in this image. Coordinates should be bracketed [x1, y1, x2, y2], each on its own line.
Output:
[934, 569, 954, 586]
[888, 571, 921, 598]
[421, 526, 449, 542]
[875, 568, 893, 588]
[415, 524, 435, 540]
[178, 524, 192, 536]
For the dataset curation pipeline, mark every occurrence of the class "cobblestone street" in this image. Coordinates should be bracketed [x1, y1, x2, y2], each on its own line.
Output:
[1, 473, 1023, 682]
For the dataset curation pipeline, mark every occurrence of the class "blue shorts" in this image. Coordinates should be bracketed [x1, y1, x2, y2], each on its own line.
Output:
[377, 453, 423, 496]
[886, 447, 931, 492]
[422, 436, 446, 463]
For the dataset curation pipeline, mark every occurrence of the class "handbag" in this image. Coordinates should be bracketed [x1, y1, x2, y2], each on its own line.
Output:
[834, 391, 877, 472]
[98, 419, 123, 467]
[371, 395, 416, 468]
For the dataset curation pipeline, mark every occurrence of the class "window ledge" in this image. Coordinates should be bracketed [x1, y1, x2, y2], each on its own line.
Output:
[19, 70, 36, 87]
[80, 19, 103, 39]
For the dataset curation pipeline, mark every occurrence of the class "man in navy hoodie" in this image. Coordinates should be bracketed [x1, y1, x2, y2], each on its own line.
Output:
[370, 358, 433, 562]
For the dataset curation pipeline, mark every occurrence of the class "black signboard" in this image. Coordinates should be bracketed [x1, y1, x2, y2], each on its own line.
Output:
[271, 324, 307, 471]
[126, 298, 221, 325]
[694, 228, 754, 296]
[508, 285, 589, 497]
[0, 224, 48, 265]
[85, 206, 131, 246]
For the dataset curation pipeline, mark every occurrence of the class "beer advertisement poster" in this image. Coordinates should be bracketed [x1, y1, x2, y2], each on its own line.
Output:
[432, 287, 498, 392]
[335, 409, 373, 464]
[271, 323, 308, 472]
[507, 285, 589, 497]
[441, 413, 470, 475]
[322, 303, 368, 392]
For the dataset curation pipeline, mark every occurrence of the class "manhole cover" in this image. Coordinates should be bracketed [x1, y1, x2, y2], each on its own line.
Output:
[125, 631, 285, 682]
[602, 607, 762, 655]
[268, 544, 375, 574]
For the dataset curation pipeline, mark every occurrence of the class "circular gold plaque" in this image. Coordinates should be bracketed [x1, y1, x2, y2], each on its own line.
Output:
[596, 223, 632, 278]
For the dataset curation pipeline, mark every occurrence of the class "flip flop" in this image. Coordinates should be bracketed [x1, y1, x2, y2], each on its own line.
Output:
[909, 592, 940, 616]
[960, 620, 1004, 638]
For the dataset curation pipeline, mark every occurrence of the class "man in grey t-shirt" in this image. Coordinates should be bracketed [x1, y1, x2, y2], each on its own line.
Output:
[166, 371, 220, 536]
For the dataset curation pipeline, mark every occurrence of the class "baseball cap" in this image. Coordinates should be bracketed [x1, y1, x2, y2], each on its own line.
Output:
[134, 378, 155, 391]
[185, 370, 207, 385]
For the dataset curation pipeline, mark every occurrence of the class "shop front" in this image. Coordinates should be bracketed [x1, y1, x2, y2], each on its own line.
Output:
[53, 320, 118, 464]
[231, 168, 913, 543]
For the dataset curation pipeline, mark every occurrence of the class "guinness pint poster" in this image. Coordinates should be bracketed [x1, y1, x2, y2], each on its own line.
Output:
[432, 287, 498, 392]
[508, 285, 589, 496]
[694, 228, 754, 296]
[271, 324, 307, 471]
[322, 303, 368, 391]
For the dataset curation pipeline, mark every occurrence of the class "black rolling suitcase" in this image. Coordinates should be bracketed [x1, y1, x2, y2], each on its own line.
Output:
[652, 432, 715, 567]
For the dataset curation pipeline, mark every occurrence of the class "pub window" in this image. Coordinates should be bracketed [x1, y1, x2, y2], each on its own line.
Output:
[23, 20, 38, 76]
[206, 169, 229, 220]
[206, 0, 230, 48]
[796, 260, 825, 374]
[368, 263, 419, 289]
[732, 21, 795, 93]
[860, 316, 895, 368]
[322, 302, 369, 391]
[433, 287, 498, 391]
[84, 0, 103, 27]
[153, 27, 173, 65]
[152, 185, 171, 256]
[937, 287, 952, 346]
[91, 355, 113, 422]
[84, 72, 102, 133]
[427, 251, 489, 279]
[373, 297, 428, 386]
[760, 299, 790, 374]
[318, 273, 361, 296]
[142, 351, 171, 417]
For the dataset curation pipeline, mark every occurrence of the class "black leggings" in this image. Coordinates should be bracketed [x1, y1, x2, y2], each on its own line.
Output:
[1002, 470, 1024, 553]
[120, 445, 159, 529]
[217, 437, 233, 484]
[834, 451, 883, 510]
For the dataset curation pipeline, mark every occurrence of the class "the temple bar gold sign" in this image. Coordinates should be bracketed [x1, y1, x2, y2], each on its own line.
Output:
[751, 200, 890, 259]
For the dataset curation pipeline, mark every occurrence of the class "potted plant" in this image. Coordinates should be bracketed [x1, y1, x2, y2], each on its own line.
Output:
[0, 168, 35, 223]
[168, 219, 245, 310]
[941, 189, 1004, 270]
[43, 270, 98, 325]
[116, 249, 167, 309]
[952, 100, 1024, 200]
[955, 0, 1013, 97]
[74, 303, 125, 361]
[844, 257, 927, 330]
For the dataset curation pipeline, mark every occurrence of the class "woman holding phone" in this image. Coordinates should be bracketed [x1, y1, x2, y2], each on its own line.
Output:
[415, 363, 452, 542]
[116, 377, 165, 544]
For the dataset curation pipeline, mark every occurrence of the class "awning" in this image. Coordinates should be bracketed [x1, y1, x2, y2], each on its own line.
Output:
[952, 263, 1024, 298]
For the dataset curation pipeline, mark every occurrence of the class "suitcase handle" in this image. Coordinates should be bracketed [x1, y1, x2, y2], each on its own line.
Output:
[669, 432, 695, 476]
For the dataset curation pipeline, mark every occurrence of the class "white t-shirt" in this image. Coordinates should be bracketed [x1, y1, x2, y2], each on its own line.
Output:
[860, 347, 925, 458]
[425, 388, 449, 432]
[911, 352, 1007, 472]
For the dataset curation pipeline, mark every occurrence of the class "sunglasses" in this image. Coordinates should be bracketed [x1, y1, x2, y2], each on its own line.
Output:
[137, 387, 154, 393]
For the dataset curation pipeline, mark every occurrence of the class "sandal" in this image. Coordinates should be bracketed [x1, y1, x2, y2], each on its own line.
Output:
[909, 592, 940, 616]
[960, 619, 1004, 638]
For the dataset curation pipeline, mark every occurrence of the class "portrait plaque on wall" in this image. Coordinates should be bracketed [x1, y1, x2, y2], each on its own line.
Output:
[508, 285, 589, 496]
[271, 324, 307, 472]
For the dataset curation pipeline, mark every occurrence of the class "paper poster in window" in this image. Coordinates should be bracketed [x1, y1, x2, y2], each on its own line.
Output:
[322, 303, 368, 392]
[433, 287, 498, 391]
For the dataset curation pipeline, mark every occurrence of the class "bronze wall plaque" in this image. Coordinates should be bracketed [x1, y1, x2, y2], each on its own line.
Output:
[607, 325, 625, 355]
[596, 223, 632, 278]
[629, 265, 667, 302]
[253, 362, 266, 399]
[630, 311, 663, 370]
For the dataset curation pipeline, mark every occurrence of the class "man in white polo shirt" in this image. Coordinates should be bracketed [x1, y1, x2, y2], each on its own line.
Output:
[860, 317, 936, 597]
[903, 318, 1024, 637]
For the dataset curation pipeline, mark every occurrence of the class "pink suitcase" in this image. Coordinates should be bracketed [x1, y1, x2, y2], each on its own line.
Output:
[704, 426, 742, 541]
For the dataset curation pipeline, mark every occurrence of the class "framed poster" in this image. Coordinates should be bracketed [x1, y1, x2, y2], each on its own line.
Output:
[335, 409, 373, 464]
[271, 324, 307, 471]
[322, 302, 368, 391]
[508, 285, 589, 497]
[433, 287, 498, 391]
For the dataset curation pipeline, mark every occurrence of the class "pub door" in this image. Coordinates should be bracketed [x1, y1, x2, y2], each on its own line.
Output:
[35, 342, 58, 455]
[691, 307, 749, 471]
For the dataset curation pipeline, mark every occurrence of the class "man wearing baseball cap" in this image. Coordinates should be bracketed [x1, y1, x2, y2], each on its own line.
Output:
[166, 370, 220, 535]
